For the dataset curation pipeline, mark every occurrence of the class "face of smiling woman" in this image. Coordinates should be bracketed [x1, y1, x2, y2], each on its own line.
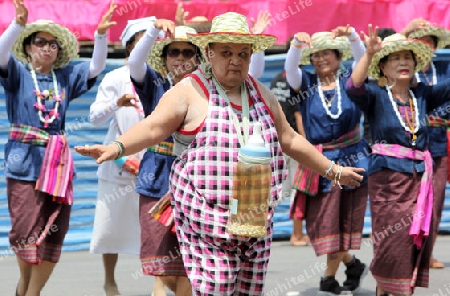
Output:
[207, 42, 252, 91]
[379, 50, 417, 84]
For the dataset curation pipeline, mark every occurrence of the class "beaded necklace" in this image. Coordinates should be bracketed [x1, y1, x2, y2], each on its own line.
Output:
[415, 62, 437, 86]
[318, 75, 342, 119]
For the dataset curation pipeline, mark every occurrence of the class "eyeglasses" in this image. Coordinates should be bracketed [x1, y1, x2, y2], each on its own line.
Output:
[311, 50, 333, 61]
[32, 37, 61, 50]
[167, 48, 196, 58]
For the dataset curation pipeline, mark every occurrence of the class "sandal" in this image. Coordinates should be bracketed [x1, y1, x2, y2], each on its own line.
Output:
[430, 258, 445, 269]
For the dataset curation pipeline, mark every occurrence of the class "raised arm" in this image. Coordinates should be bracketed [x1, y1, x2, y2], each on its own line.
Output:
[89, 1, 117, 79]
[331, 24, 366, 69]
[247, 10, 270, 79]
[128, 19, 174, 83]
[351, 25, 382, 87]
[284, 32, 311, 92]
[0, 0, 27, 71]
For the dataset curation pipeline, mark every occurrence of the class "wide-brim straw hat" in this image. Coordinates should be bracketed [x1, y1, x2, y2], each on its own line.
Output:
[120, 16, 157, 48]
[186, 12, 277, 53]
[147, 26, 204, 76]
[408, 26, 450, 49]
[368, 33, 434, 79]
[12, 20, 78, 69]
[300, 32, 352, 65]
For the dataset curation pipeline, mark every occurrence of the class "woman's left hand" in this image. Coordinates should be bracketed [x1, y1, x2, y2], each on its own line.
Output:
[250, 11, 271, 34]
[97, 1, 118, 35]
[335, 166, 365, 188]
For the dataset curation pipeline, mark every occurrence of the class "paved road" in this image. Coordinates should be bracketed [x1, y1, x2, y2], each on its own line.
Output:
[1, 236, 449, 296]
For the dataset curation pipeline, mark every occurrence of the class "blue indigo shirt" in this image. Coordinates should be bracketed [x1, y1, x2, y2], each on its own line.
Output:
[131, 65, 174, 198]
[418, 61, 450, 158]
[346, 78, 450, 175]
[0, 56, 95, 181]
[295, 68, 369, 192]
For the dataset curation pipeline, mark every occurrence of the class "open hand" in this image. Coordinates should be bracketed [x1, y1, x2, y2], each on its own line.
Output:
[154, 19, 175, 39]
[74, 143, 119, 164]
[97, 1, 117, 35]
[14, 0, 28, 26]
[331, 24, 353, 38]
[175, 3, 189, 26]
[117, 93, 140, 109]
[361, 24, 382, 55]
[250, 11, 271, 34]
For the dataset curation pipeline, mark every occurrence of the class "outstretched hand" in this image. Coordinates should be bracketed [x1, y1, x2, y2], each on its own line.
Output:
[97, 1, 117, 35]
[362, 24, 383, 55]
[175, 3, 189, 26]
[335, 166, 365, 188]
[331, 24, 354, 38]
[293, 32, 313, 48]
[14, 0, 28, 26]
[74, 144, 119, 164]
[250, 11, 271, 34]
[154, 19, 175, 39]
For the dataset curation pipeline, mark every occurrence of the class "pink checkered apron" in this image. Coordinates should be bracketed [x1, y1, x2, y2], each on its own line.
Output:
[170, 69, 286, 295]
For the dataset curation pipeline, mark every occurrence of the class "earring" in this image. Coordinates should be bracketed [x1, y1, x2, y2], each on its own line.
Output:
[377, 76, 387, 87]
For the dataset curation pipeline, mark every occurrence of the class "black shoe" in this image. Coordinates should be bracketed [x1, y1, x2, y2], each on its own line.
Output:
[343, 257, 369, 292]
[318, 276, 351, 295]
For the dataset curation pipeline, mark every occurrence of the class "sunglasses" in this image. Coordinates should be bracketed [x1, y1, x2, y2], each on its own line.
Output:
[32, 37, 61, 50]
[166, 48, 196, 58]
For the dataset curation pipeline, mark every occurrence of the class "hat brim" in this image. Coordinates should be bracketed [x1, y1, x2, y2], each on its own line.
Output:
[368, 39, 434, 79]
[12, 21, 78, 69]
[408, 27, 450, 49]
[147, 37, 206, 77]
[187, 32, 277, 53]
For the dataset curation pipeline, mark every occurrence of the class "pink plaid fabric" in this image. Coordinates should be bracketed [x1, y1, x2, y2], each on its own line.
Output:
[170, 70, 286, 295]
[371, 143, 433, 249]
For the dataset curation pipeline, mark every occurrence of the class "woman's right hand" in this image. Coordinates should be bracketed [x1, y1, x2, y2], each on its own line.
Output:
[293, 32, 312, 48]
[362, 24, 382, 55]
[14, 0, 28, 26]
[74, 143, 120, 164]
[154, 19, 175, 39]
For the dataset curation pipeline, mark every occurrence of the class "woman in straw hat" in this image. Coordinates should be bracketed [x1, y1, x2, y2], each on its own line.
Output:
[89, 16, 168, 296]
[401, 18, 450, 270]
[284, 25, 369, 294]
[75, 12, 364, 295]
[346, 25, 450, 295]
[0, 0, 116, 295]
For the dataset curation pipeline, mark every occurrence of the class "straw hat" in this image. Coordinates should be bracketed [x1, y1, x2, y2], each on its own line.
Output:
[120, 16, 157, 48]
[408, 26, 450, 49]
[186, 12, 277, 53]
[368, 33, 434, 79]
[300, 32, 352, 65]
[147, 26, 203, 76]
[12, 20, 78, 69]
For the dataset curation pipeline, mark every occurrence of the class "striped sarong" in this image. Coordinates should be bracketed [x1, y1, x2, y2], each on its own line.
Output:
[427, 116, 450, 127]
[147, 141, 175, 156]
[9, 124, 74, 205]
[371, 143, 433, 249]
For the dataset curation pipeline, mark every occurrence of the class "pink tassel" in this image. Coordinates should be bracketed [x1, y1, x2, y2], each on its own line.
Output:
[33, 102, 46, 111]
[49, 109, 60, 119]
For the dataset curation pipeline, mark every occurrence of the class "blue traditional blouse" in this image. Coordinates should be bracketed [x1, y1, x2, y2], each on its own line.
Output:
[0, 56, 95, 181]
[295, 68, 369, 192]
[131, 65, 173, 198]
[346, 78, 450, 175]
[418, 60, 450, 158]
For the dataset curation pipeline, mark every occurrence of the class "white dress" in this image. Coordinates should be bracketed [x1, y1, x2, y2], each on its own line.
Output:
[89, 65, 145, 254]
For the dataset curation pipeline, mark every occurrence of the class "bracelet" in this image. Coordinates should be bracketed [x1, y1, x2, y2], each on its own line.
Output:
[333, 165, 343, 189]
[110, 140, 125, 160]
[324, 160, 335, 177]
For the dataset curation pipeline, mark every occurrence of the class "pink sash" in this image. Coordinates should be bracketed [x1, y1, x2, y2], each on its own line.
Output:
[35, 135, 74, 205]
[371, 143, 433, 249]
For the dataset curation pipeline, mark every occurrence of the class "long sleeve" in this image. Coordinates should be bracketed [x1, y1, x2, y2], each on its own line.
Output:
[89, 32, 108, 79]
[284, 43, 303, 91]
[90, 72, 118, 125]
[349, 29, 366, 70]
[128, 25, 161, 84]
[249, 51, 265, 79]
[0, 20, 23, 71]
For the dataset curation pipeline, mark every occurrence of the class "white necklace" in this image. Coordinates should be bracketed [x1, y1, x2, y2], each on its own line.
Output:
[415, 62, 437, 86]
[29, 64, 61, 127]
[318, 75, 342, 119]
[386, 85, 420, 135]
